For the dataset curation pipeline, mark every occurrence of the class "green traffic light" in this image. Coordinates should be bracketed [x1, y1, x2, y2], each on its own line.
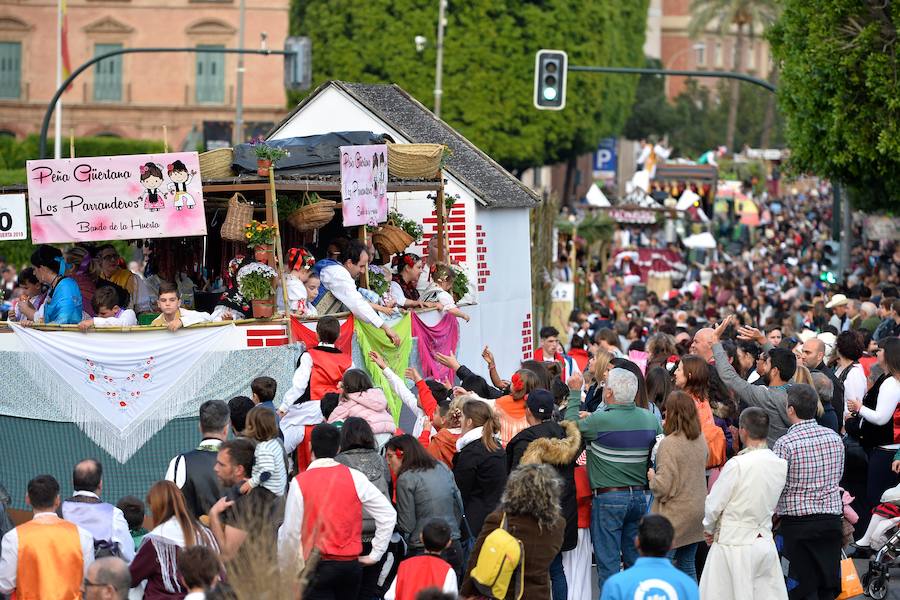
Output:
[542, 87, 558, 101]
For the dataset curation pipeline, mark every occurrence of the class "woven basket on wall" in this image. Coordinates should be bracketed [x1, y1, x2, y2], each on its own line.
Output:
[199, 148, 234, 180]
[220, 193, 254, 242]
[387, 143, 444, 179]
[372, 224, 415, 258]
[286, 200, 337, 232]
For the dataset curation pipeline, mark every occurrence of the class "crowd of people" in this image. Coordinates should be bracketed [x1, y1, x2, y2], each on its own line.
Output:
[1, 184, 900, 600]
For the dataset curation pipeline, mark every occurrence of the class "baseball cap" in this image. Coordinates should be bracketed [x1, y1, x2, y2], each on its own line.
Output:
[526, 389, 555, 421]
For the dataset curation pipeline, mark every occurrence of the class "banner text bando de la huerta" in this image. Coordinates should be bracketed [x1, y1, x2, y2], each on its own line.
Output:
[26, 152, 207, 243]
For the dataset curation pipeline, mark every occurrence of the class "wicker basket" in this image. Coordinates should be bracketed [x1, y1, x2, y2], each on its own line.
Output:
[387, 143, 445, 179]
[286, 199, 337, 232]
[372, 224, 415, 258]
[221, 193, 254, 242]
[199, 148, 234, 180]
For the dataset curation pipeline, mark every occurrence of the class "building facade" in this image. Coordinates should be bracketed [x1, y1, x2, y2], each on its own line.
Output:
[0, 0, 288, 149]
[658, 0, 772, 99]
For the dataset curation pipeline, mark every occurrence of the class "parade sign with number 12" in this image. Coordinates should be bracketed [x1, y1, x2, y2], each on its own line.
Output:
[26, 152, 207, 243]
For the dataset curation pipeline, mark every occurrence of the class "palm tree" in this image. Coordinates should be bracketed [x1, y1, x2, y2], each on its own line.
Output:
[688, 0, 778, 153]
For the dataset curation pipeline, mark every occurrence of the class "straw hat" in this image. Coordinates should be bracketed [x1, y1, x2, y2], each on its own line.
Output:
[825, 293, 848, 309]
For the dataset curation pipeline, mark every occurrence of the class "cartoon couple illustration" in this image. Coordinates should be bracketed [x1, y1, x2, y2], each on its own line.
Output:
[138, 160, 197, 212]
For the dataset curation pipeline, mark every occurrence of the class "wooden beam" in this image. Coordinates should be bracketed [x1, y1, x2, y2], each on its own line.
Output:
[436, 173, 446, 263]
[202, 180, 443, 195]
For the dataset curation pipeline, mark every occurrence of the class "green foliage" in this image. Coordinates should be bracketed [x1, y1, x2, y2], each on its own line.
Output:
[0, 135, 165, 170]
[451, 264, 469, 302]
[387, 208, 423, 243]
[291, 0, 649, 171]
[0, 169, 24, 186]
[367, 266, 389, 296]
[238, 264, 278, 300]
[768, 0, 900, 211]
[556, 212, 615, 246]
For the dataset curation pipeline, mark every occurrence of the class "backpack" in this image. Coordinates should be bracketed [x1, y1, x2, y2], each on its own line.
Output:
[696, 400, 726, 468]
[469, 513, 524, 600]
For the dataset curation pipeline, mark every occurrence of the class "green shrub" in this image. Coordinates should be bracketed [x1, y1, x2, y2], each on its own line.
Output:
[0, 135, 165, 170]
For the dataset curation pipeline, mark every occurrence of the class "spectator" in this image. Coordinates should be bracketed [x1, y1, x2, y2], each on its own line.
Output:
[239, 406, 287, 497]
[700, 407, 788, 599]
[335, 418, 392, 599]
[506, 388, 581, 598]
[82, 556, 131, 600]
[96, 244, 138, 311]
[129, 481, 217, 599]
[176, 545, 221, 600]
[116, 496, 148, 550]
[385, 435, 465, 577]
[165, 400, 229, 520]
[278, 423, 397, 596]
[227, 396, 254, 436]
[326, 369, 396, 446]
[385, 518, 458, 600]
[801, 337, 844, 418]
[600, 515, 699, 600]
[826, 293, 850, 332]
[460, 464, 566, 600]
[0, 475, 95, 599]
[834, 330, 867, 417]
[209, 438, 279, 566]
[810, 372, 839, 433]
[647, 391, 708, 580]
[61, 459, 135, 562]
[28, 244, 84, 324]
[564, 368, 662, 589]
[773, 384, 845, 600]
[453, 399, 507, 541]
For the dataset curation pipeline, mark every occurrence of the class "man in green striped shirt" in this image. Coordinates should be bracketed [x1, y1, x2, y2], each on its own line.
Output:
[565, 367, 663, 590]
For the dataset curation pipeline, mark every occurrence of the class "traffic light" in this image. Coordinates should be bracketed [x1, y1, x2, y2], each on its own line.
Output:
[284, 36, 312, 91]
[534, 50, 568, 110]
[820, 240, 840, 283]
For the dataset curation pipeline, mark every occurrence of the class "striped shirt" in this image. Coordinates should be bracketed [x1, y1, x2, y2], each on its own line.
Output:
[250, 438, 287, 496]
[565, 390, 662, 489]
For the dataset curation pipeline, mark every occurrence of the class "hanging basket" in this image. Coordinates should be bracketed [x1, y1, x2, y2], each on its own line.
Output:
[221, 193, 254, 242]
[387, 143, 444, 179]
[286, 198, 337, 232]
[199, 148, 234, 180]
[372, 224, 415, 258]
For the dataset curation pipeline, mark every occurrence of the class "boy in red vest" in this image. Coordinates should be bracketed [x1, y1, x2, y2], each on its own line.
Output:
[278, 423, 396, 598]
[278, 316, 352, 470]
[384, 518, 458, 600]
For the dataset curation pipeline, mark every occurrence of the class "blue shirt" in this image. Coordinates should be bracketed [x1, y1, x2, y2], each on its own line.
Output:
[43, 276, 83, 324]
[600, 557, 699, 600]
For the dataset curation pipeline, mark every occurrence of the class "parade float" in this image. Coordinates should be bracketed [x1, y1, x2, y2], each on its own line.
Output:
[0, 80, 539, 506]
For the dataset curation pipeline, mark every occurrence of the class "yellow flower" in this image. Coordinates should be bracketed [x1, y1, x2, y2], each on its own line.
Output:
[245, 232, 252, 239]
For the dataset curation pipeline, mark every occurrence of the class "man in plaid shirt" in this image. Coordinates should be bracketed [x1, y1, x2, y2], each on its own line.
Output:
[773, 384, 845, 600]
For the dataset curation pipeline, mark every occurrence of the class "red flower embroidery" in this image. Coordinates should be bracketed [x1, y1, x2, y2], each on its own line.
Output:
[88, 374, 95, 381]
[143, 373, 150, 379]
[119, 401, 127, 407]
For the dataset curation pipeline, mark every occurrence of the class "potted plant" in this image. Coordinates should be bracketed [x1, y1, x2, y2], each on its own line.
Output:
[367, 264, 390, 297]
[237, 262, 278, 318]
[250, 137, 290, 176]
[451, 264, 470, 302]
[243, 220, 278, 264]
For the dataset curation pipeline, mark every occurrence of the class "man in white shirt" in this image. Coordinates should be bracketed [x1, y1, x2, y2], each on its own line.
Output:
[0, 475, 95, 599]
[78, 287, 139, 331]
[60, 459, 135, 562]
[317, 239, 401, 346]
[278, 423, 396, 598]
[150, 282, 213, 331]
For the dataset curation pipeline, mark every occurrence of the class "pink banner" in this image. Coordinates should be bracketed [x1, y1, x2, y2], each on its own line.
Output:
[26, 152, 207, 243]
[340, 144, 388, 227]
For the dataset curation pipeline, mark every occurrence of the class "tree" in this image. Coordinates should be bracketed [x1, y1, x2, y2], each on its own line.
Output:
[622, 58, 676, 141]
[291, 0, 650, 172]
[688, 0, 778, 153]
[768, 0, 900, 211]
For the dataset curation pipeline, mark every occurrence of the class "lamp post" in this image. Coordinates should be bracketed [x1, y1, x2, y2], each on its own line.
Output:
[433, 0, 447, 118]
[663, 42, 705, 97]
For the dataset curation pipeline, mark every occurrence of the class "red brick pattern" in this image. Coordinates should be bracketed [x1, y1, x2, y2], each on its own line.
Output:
[246, 327, 288, 348]
[521, 313, 533, 361]
[418, 204, 468, 264]
[475, 225, 489, 292]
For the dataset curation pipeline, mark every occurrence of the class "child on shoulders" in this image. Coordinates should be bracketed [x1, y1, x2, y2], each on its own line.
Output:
[78, 286, 138, 330]
[239, 406, 287, 497]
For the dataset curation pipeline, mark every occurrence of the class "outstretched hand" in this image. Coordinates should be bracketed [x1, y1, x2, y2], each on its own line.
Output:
[712, 315, 733, 341]
[736, 324, 766, 345]
[368, 350, 387, 370]
[435, 353, 461, 372]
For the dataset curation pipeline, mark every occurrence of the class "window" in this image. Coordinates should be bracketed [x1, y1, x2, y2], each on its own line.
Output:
[196, 45, 225, 103]
[93, 43, 123, 102]
[0, 42, 21, 100]
[714, 42, 723, 67]
[696, 45, 706, 67]
[747, 44, 756, 70]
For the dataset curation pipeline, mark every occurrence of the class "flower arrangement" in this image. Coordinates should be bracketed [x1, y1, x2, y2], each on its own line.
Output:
[451, 263, 470, 302]
[368, 265, 390, 296]
[243, 220, 277, 247]
[387, 208, 423, 243]
[428, 192, 459, 214]
[237, 262, 277, 300]
[250, 137, 290, 162]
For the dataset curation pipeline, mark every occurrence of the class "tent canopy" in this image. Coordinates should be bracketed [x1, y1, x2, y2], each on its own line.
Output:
[682, 232, 717, 249]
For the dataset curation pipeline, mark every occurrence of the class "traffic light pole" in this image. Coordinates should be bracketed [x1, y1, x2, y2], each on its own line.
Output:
[567, 65, 777, 94]
[38, 47, 289, 159]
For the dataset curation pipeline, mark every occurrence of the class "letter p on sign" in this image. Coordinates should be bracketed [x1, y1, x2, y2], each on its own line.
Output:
[0, 194, 27, 240]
